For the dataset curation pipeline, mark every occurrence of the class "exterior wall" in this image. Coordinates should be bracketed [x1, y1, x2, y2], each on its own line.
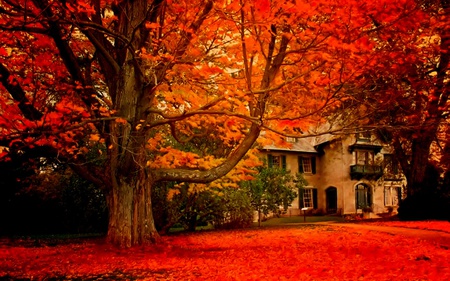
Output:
[315, 138, 347, 214]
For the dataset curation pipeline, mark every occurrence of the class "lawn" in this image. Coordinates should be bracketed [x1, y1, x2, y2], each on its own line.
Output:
[1, 222, 449, 280]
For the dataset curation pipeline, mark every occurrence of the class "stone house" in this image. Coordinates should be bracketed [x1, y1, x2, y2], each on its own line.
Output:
[259, 132, 406, 217]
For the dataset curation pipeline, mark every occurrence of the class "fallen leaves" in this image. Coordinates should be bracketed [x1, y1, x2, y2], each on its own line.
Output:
[367, 220, 450, 233]
[1, 223, 449, 280]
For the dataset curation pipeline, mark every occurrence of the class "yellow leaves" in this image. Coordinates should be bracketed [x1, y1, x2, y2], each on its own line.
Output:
[89, 134, 101, 142]
[167, 188, 181, 200]
[115, 118, 128, 124]
[146, 133, 164, 151]
[147, 148, 201, 169]
[188, 183, 208, 194]
[147, 143, 227, 171]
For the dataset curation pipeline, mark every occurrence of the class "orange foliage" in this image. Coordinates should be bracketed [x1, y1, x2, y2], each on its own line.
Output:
[1, 223, 449, 280]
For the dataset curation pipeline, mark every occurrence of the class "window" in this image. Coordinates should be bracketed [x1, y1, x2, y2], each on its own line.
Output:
[355, 151, 374, 165]
[302, 157, 312, 173]
[298, 156, 316, 174]
[300, 187, 317, 209]
[384, 186, 400, 206]
[268, 155, 286, 170]
[286, 137, 297, 143]
[357, 131, 371, 142]
[355, 184, 371, 209]
[303, 189, 313, 208]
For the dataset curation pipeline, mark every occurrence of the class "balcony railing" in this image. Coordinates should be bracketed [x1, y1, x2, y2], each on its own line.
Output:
[350, 164, 383, 180]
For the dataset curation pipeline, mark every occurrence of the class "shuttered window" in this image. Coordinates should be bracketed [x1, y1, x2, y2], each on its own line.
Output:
[268, 155, 286, 170]
[298, 156, 316, 174]
[299, 187, 318, 209]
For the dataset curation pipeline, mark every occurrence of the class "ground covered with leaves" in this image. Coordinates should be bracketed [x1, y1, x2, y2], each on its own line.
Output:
[1, 223, 449, 280]
[368, 220, 450, 233]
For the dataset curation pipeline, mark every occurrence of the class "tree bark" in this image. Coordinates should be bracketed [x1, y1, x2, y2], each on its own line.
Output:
[407, 136, 434, 197]
[106, 171, 159, 247]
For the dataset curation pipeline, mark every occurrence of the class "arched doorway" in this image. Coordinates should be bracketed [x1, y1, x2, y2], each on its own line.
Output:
[326, 187, 338, 214]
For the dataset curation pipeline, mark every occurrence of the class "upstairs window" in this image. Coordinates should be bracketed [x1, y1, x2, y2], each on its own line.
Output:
[355, 151, 374, 165]
[298, 156, 316, 174]
[357, 131, 371, 142]
[268, 155, 286, 170]
[286, 137, 297, 143]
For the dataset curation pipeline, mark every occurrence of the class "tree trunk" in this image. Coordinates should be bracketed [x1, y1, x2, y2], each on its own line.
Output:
[258, 210, 261, 227]
[106, 170, 159, 247]
[405, 133, 435, 198]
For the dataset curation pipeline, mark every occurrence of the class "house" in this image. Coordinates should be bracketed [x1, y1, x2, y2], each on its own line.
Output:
[259, 132, 405, 217]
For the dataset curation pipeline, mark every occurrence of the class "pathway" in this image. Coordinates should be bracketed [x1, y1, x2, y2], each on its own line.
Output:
[319, 222, 450, 248]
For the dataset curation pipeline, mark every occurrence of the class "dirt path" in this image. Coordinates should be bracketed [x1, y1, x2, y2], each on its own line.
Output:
[322, 222, 450, 248]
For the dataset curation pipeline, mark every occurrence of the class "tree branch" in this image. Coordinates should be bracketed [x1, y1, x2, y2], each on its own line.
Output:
[0, 63, 43, 120]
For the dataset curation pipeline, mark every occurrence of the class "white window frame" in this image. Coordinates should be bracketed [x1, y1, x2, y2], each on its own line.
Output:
[286, 137, 297, 143]
[356, 150, 374, 165]
[271, 155, 282, 168]
[301, 157, 312, 173]
[303, 187, 314, 208]
[384, 186, 400, 206]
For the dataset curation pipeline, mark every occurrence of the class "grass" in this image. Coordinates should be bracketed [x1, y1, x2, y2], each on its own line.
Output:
[254, 214, 345, 226]
[168, 215, 345, 233]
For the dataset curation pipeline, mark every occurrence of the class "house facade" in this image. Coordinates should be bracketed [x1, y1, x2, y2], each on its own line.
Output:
[260, 132, 405, 217]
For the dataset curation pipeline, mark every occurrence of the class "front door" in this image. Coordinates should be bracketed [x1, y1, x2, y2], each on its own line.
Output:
[326, 187, 338, 214]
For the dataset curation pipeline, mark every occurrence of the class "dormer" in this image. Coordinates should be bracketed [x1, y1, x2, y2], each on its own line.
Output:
[349, 132, 383, 154]
[349, 132, 383, 180]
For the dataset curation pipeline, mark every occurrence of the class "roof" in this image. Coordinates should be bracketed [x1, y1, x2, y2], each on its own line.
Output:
[262, 137, 318, 153]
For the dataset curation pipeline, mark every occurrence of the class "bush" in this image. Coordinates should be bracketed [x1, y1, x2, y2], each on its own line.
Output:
[60, 175, 108, 233]
[0, 168, 108, 236]
[153, 183, 254, 232]
[211, 188, 254, 229]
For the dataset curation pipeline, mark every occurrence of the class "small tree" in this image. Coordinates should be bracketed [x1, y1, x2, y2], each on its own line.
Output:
[211, 187, 254, 230]
[241, 166, 296, 226]
[154, 183, 254, 232]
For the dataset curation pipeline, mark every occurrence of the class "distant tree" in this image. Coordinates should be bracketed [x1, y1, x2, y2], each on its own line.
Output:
[332, 0, 450, 203]
[241, 166, 297, 226]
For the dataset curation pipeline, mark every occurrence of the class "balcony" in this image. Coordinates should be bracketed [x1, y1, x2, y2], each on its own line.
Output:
[350, 164, 383, 180]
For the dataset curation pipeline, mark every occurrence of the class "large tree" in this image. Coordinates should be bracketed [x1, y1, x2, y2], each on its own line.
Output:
[0, 0, 371, 246]
[336, 0, 450, 198]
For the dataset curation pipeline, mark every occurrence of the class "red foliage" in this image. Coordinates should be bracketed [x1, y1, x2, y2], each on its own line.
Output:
[1, 223, 449, 280]
[368, 220, 450, 234]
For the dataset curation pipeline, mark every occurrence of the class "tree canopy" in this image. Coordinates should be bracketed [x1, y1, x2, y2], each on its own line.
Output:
[330, 0, 450, 199]
[2, 0, 445, 246]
